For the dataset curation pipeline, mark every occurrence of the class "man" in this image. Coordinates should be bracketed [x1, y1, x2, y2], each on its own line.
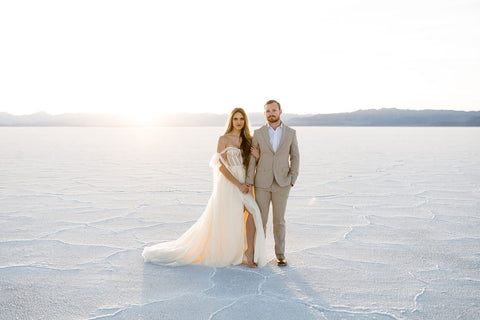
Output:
[246, 100, 299, 266]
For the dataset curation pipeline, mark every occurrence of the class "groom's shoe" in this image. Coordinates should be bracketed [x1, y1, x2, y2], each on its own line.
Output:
[276, 258, 287, 267]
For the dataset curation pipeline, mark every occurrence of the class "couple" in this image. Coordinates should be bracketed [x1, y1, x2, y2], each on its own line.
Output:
[142, 100, 300, 268]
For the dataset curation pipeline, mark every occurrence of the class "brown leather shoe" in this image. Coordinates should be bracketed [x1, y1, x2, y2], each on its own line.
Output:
[276, 258, 287, 267]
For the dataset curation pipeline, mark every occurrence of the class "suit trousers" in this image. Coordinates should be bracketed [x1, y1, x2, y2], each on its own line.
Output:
[254, 179, 291, 260]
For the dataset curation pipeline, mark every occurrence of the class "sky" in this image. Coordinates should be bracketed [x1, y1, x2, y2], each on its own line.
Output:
[1, 0, 479, 121]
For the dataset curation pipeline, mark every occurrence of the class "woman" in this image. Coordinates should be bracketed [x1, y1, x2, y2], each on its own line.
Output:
[142, 108, 267, 268]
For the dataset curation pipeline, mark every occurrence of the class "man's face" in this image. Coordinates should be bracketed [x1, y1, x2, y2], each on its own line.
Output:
[264, 103, 282, 124]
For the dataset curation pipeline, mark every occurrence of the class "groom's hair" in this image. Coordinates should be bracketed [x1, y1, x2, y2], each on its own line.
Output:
[264, 99, 281, 110]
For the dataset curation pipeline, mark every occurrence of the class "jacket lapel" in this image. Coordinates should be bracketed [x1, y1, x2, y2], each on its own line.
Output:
[261, 125, 274, 153]
[277, 124, 288, 152]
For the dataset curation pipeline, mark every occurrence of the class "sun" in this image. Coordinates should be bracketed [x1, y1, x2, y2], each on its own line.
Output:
[125, 110, 160, 124]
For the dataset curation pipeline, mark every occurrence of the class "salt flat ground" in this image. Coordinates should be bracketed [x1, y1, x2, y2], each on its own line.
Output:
[1, 126, 479, 320]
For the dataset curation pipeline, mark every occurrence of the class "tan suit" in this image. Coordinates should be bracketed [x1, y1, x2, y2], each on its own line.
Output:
[246, 124, 299, 260]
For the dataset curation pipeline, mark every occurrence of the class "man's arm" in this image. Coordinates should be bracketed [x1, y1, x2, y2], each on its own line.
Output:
[289, 130, 300, 186]
[246, 133, 258, 185]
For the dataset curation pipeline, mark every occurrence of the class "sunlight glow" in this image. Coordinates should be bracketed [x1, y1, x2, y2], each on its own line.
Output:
[124, 110, 160, 125]
[1, 0, 479, 116]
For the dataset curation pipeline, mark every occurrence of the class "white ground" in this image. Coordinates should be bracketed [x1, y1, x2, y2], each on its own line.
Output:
[1, 126, 479, 319]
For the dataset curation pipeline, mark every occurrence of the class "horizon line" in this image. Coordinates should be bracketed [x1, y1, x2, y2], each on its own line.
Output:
[2, 107, 480, 117]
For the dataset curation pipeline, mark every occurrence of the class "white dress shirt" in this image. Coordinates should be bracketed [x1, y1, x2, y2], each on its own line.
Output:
[267, 122, 283, 153]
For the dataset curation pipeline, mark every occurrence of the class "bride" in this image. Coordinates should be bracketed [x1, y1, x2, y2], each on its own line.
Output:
[142, 108, 267, 268]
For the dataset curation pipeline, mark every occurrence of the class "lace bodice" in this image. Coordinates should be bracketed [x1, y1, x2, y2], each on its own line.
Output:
[209, 146, 245, 182]
[220, 147, 243, 168]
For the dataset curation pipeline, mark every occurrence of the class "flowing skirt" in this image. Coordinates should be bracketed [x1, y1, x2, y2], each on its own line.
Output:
[142, 165, 267, 267]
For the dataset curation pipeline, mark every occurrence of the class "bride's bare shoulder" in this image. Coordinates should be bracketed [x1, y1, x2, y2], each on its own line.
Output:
[217, 135, 228, 153]
[218, 135, 229, 144]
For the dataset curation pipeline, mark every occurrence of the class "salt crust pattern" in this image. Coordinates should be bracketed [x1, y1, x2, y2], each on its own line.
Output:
[1, 127, 479, 319]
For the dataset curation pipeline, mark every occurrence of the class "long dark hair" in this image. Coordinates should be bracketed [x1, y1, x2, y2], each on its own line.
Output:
[224, 108, 252, 170]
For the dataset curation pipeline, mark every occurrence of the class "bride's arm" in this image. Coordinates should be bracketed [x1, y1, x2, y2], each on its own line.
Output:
[217, 136, 249, 194]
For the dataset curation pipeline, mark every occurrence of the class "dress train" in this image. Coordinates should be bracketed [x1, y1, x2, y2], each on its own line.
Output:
[142, 147, 267, 267]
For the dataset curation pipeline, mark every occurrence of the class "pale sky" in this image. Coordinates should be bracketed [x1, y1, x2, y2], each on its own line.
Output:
[1, 0, 479, 121]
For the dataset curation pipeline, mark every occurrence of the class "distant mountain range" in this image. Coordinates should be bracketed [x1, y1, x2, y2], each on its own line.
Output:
[0, 108, 479, 127]
[288, 109, 480, 126]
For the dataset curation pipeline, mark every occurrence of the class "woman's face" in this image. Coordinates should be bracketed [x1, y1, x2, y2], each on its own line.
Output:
[232, 112, 245, 131]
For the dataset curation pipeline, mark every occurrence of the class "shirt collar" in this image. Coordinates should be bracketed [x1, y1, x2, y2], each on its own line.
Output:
[267, 121, 283, 131]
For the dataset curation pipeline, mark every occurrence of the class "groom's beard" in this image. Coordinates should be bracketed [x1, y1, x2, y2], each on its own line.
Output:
[267, 115, 280, 123]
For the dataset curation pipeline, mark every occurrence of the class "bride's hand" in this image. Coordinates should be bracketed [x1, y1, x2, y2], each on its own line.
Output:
[250, 145, 260, 161]
[238, 183, 250, 194]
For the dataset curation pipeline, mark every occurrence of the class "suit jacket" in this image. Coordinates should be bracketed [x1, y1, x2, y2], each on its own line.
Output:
[246, 124, 299, 188]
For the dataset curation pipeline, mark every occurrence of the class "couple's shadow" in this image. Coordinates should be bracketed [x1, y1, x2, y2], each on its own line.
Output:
[140, 256, 327, 319]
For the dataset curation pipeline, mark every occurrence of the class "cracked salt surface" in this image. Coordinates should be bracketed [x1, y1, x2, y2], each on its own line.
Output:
[1, 127, 480, 319]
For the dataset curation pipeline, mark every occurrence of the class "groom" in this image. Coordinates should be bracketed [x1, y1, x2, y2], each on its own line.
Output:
[246, 100, 300, 266]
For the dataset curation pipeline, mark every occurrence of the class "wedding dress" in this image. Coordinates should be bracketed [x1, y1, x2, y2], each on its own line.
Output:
[142, 147, 267, 267]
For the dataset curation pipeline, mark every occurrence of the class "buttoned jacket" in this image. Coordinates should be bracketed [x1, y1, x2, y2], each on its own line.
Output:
[246, 124, 299, 188]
